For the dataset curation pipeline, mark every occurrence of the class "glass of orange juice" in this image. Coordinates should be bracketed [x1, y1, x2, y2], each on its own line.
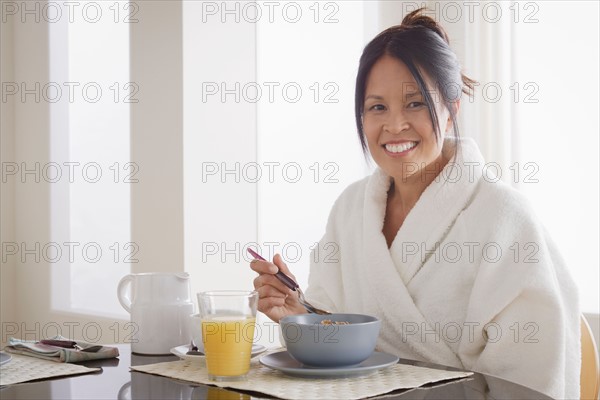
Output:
[197, 290, 258, 381]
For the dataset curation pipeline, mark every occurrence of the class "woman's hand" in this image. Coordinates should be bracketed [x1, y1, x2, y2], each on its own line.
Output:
[250, 253, 306, 323]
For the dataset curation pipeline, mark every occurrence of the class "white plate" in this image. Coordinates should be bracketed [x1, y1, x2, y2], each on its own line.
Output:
[260, 351, 399, 378]
[0, 351, 12, 366]
[170, 344, 267, 361]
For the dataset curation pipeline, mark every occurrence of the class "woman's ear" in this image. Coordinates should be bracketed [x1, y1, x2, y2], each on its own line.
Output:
[445, 100, 460, 132]
[454, 99, 461, 115]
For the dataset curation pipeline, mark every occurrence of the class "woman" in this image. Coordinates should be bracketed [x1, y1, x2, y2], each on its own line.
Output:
[250, 9, 580, 399]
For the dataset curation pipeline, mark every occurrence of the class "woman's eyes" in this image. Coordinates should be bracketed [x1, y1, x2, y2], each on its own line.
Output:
[368, 104, 386, 111]
[366, 102, 425, 111]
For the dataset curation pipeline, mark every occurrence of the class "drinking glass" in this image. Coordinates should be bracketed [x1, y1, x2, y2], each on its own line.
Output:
[197, 290, 258, 381]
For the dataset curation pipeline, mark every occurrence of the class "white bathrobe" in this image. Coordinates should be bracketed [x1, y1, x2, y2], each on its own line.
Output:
[305, 138, 580, 399]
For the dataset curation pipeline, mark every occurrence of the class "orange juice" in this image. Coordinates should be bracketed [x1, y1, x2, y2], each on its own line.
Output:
[202, 316, 256, 378]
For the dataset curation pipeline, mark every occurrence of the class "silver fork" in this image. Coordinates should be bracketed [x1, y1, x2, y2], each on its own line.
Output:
[295, 286, 330, 315]
[247, 248, 331, 315]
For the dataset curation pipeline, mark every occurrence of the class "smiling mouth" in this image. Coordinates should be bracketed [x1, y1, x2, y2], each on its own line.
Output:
[384, 141, 418, 154]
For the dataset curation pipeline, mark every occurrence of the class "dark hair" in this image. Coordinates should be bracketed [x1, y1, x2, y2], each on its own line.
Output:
[355, 8, 476, 154]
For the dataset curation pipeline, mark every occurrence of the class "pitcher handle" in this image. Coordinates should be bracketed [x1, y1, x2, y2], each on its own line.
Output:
[117, 381, 131, 400]
[117, 274, 133, 313]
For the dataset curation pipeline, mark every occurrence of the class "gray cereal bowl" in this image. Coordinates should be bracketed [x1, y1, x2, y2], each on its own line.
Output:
[279, 313, 381, 368]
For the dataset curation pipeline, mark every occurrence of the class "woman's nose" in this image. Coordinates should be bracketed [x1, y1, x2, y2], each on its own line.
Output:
[383, 111, 409, 134]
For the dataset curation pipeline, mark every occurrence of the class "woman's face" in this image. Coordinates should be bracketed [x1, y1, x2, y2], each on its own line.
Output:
[362, 55, 453, 182]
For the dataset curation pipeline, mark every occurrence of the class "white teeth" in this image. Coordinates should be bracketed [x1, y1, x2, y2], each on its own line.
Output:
[385, 142, 417, 153]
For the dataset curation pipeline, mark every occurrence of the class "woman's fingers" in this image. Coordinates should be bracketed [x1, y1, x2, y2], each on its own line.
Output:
[256, 284, 288, 300]
[249, 253, 304, 320]
[249, 259, 278, 275]
[249, 254, 295, 280]
[272, 254, 296, 280]
[253, 271, 295, 296]
[258, 296, 287, 313]
[250, 254, 297, 292]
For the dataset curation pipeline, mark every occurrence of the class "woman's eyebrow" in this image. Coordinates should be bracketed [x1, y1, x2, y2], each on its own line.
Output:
[405, 91, 422, 99]
[365, 94, 384, 101]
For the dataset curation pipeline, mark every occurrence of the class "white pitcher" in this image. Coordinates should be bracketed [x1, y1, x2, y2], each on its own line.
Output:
[117, 272, 194, 355]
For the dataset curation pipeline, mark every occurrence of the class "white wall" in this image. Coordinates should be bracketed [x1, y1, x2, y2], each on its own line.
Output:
[131, 2, 184, 275]
[10, 2, 53, 344]
[1, 0, 17, 335]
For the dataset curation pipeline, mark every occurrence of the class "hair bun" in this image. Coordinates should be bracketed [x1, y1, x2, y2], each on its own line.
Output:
[401, 8, 450, 44]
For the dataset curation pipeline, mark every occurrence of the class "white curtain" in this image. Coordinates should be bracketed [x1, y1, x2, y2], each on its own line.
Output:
[405, 1, 599, 314]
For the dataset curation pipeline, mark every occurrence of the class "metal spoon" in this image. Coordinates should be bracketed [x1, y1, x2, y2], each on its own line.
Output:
[39, 340, 103, 352]
[80, 345, 103, 353]
[247, 248, 331, 315]
[186, 339, 204, 356]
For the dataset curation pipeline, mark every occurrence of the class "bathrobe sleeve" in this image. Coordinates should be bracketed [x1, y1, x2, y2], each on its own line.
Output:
[458, 183, 580, 399]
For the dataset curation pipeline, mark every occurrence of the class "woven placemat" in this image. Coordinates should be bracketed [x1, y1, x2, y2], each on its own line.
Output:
[131, 355, 473, 400]
[0, 353, 101, 386]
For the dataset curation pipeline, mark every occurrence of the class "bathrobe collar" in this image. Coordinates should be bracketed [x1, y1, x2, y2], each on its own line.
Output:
[362, 137, 486, 366]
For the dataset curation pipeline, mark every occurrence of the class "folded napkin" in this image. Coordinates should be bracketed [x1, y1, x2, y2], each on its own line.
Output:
[5, 336, 119, 363]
